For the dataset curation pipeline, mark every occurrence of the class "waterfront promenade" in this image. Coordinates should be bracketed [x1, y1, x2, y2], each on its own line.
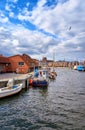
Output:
[0, 73, 33, 81]
[0, 72, 33, 88]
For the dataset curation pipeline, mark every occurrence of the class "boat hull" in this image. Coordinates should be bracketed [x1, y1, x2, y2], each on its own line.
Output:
[77, 65, 85, 71]
[31, 69, 49, 87]
[73, 65, 77, 70]
[32, 80, 48, 87]
[0, 84, 22, 98]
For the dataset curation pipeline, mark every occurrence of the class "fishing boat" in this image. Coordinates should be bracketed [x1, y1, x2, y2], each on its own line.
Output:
[49, 62, 57, 80]
[0, 79, 23, 98]
[49, 51, 57, 80]
[49, 71, 57, 80]
[77, 65, 85, 71]
[29, 69, 49, 87]
[32, 77, 49, 87]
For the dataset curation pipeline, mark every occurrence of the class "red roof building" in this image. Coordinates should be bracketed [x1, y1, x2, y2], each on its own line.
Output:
[8, 54, 29, 74]
[0, 54, 39, 74]
[0, 55, 11, 73]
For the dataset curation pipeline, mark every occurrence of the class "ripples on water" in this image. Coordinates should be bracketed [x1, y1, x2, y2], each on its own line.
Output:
[0, 68, 85, 130]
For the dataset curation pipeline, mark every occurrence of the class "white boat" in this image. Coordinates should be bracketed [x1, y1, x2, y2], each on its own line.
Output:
[0, 79, 23, 98]
[73, 65, 77, 70]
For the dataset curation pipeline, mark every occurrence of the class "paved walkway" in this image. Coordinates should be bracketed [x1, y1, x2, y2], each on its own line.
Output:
[0, 72, 33, 82]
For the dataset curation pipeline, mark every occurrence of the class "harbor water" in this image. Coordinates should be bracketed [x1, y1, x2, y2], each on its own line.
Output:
[0, 68, 85, 130]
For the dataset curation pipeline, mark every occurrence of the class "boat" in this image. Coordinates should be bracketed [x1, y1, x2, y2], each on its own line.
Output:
[0, 79, 23, 98]
[49, 64, 57, 80]
[31, 77, 49, 87]
[49, 51, 57, 80]
[77, 65, 85, 71]
[29, 69, 49, 87]
[49, 71, 56, 80]
[73, 65, 77, 70]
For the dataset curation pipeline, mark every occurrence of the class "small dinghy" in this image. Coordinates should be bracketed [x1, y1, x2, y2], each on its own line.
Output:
[0, 79, 23, 98]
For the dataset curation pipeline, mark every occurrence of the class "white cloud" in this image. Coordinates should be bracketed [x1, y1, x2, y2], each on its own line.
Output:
[1, 17, 8, 23]
[17, 0, 85, 38]
[5, 4, 11, 11]
[12, 39, 19, 46]
[7, 0, 18, 3]
[0, 0, 85, 61]
[13, 0, 18, 3]
[37, 0, 47, 7]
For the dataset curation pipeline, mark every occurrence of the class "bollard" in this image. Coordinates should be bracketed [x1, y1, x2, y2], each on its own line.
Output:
[25, 77, 30, 89]
[25, 78, 28, 89]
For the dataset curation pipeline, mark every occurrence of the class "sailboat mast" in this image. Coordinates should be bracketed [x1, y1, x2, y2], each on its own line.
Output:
[53, 51, 55, 71]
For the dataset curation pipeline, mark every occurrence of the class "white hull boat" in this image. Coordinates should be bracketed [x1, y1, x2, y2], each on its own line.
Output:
[0, 83, 23, 98]
[73, 65, 77, 70]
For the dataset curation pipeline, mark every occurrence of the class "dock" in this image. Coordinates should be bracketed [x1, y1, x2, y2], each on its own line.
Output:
[0, 72, 33, 89]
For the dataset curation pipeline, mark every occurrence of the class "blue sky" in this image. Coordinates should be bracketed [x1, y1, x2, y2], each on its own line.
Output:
[0, 0, 85, 61]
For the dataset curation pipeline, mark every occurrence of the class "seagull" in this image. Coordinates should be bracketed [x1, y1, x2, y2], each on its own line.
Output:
[69, 26, 71, 30]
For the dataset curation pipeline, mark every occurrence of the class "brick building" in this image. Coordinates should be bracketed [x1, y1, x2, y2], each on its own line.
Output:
[0, 55, 11, 73]
[0, 54, 39, 74]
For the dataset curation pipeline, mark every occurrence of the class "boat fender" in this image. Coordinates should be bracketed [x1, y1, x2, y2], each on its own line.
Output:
[29, 79, 33, 85]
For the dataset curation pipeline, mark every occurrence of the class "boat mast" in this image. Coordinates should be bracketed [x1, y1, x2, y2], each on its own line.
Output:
[53, 51, 55, 71]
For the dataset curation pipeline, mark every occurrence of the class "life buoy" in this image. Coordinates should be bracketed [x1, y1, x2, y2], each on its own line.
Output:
[29, 78, 33, 85]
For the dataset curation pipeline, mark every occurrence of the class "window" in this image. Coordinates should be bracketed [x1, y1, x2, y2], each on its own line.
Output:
[18, 62, 24, 66]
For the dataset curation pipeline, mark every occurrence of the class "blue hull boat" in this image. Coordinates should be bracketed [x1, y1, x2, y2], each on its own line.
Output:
[29, 68, 49, 87]
[77, 65, 85, 71]
[32, 78, 48, 87]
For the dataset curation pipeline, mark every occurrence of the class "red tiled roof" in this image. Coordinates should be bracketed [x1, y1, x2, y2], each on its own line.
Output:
[0, 56, 10, 63]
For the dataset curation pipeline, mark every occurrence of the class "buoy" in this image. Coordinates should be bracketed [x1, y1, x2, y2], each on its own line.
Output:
[29, 78, 33, 85]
